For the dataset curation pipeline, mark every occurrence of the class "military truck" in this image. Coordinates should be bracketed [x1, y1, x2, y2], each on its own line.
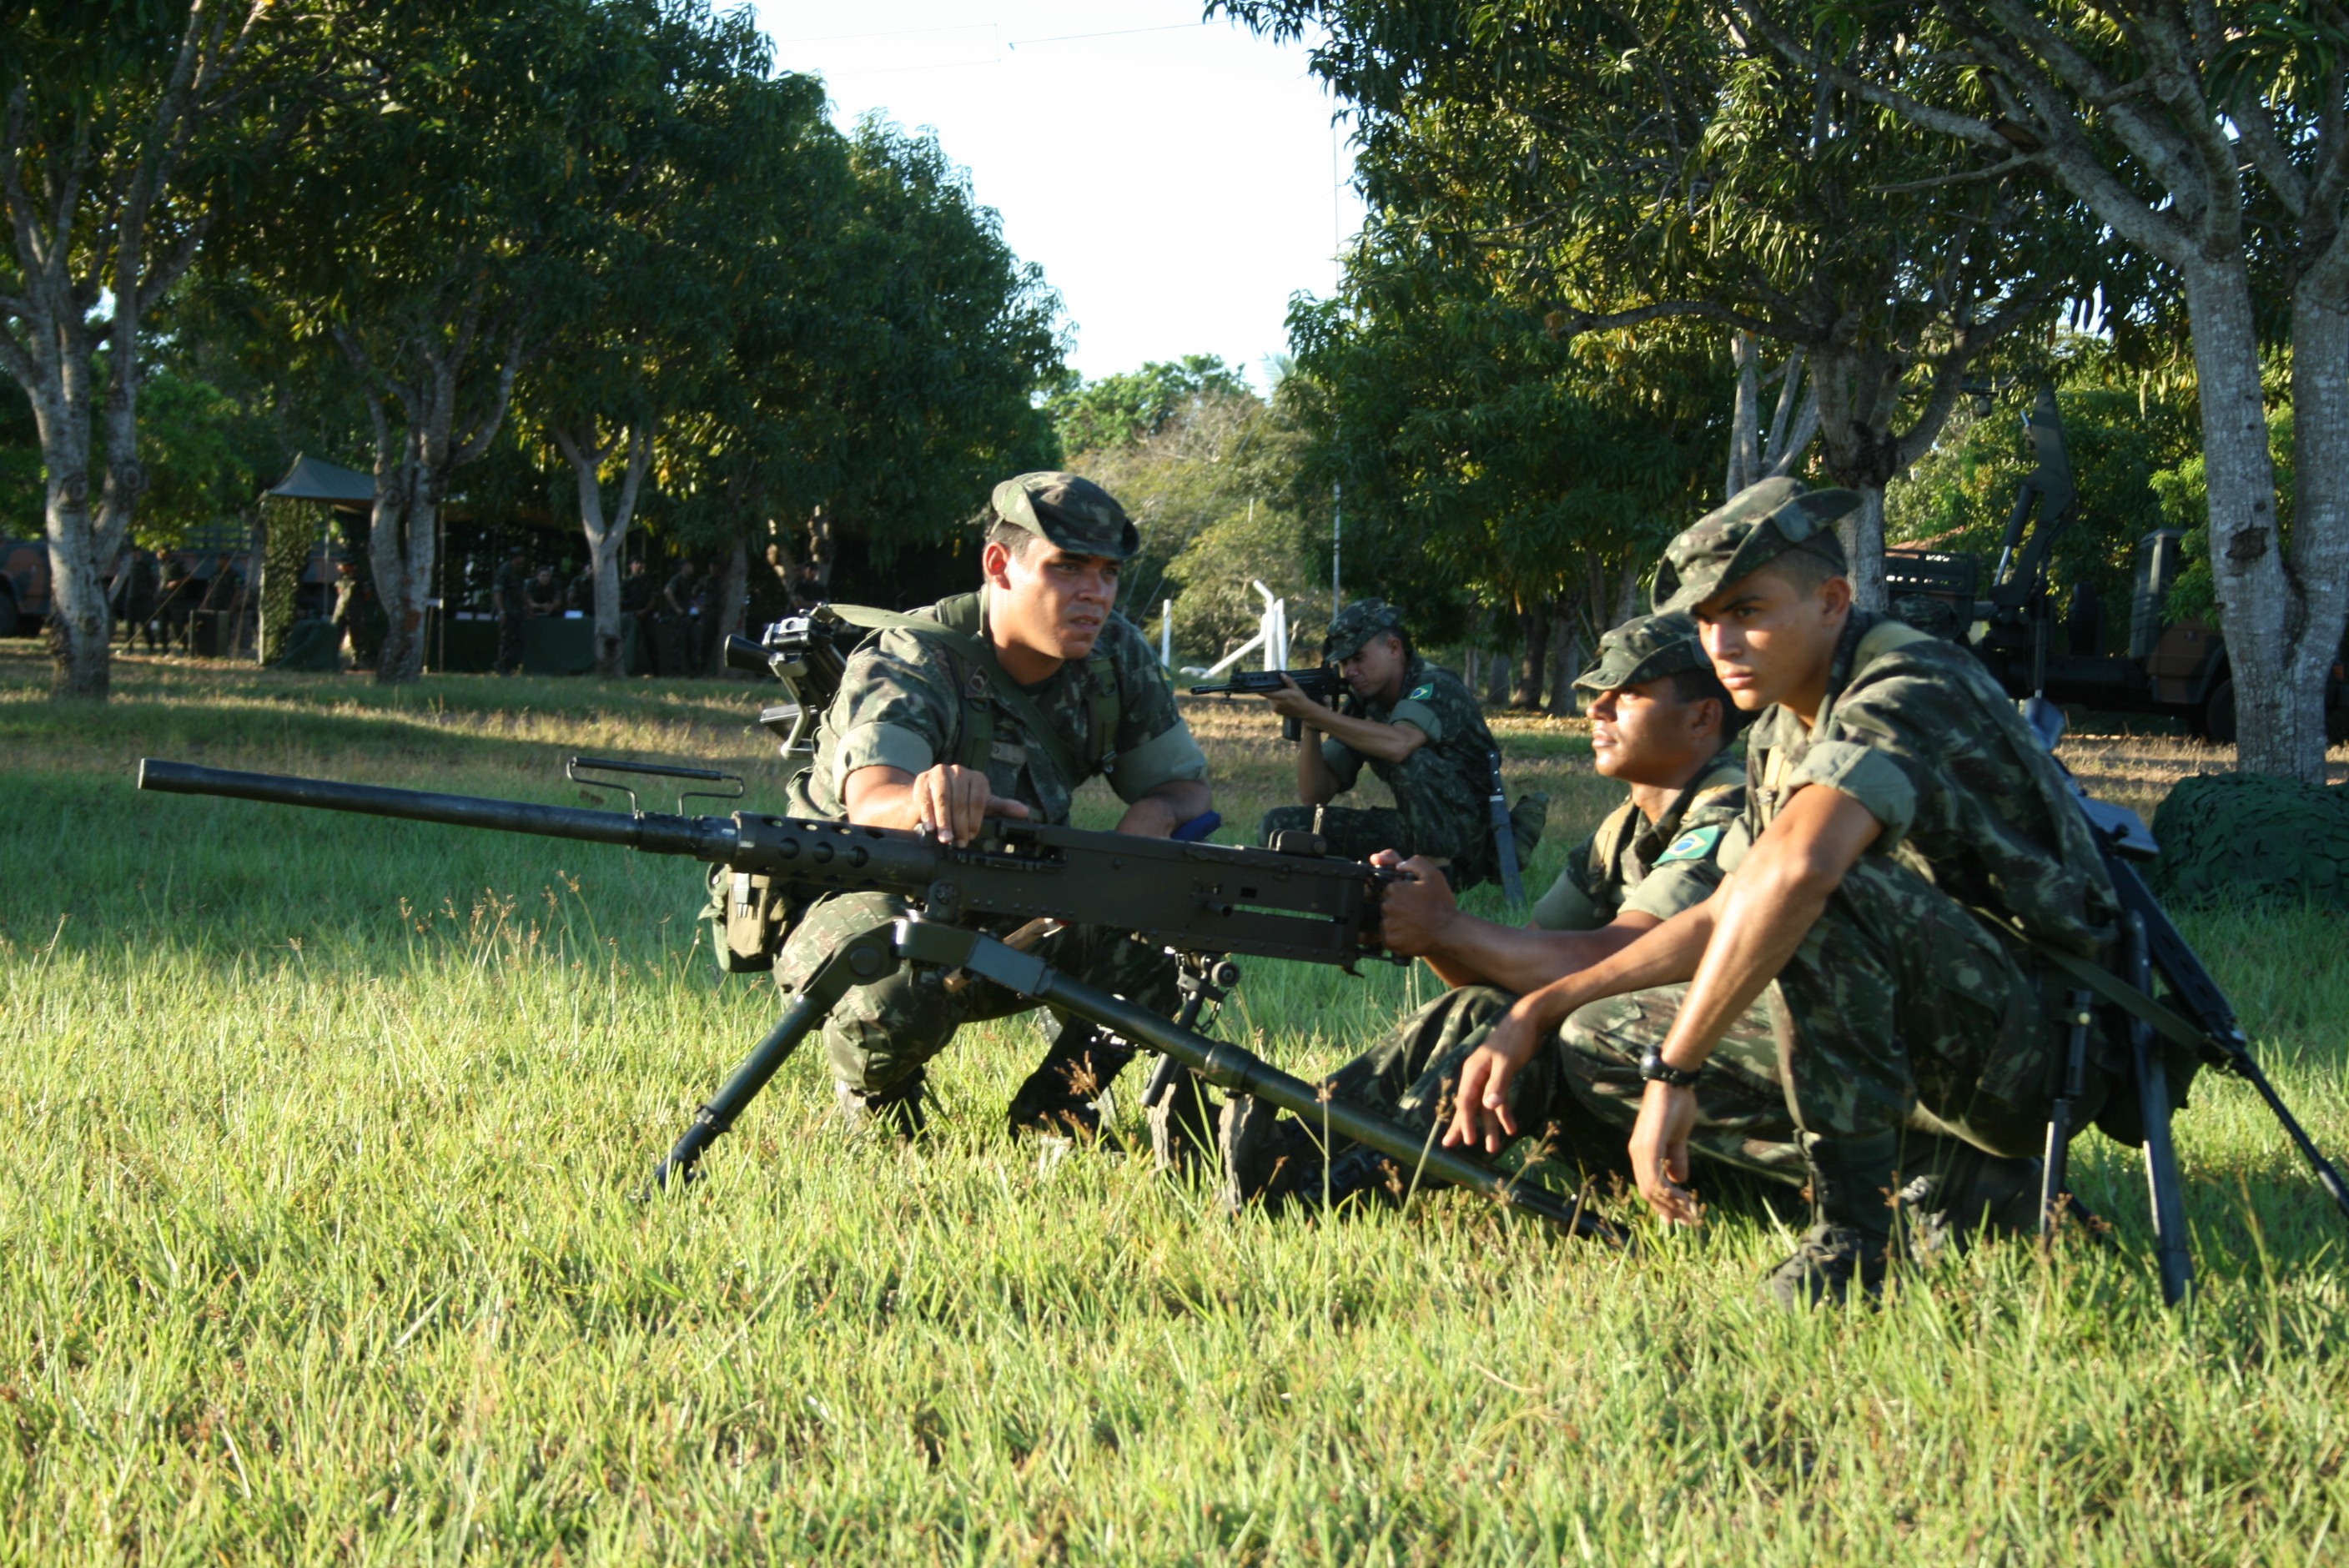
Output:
[1884, 385, 2347, 742]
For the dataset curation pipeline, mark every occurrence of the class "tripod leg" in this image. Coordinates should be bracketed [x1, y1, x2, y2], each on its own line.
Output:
[2040, 988, 2095, 1239]
[2125, 914, 2194, 1306]
[641, 928, 898, 1194]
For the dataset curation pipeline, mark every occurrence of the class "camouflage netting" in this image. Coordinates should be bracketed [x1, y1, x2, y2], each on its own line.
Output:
[2149, 771, 2349, 912]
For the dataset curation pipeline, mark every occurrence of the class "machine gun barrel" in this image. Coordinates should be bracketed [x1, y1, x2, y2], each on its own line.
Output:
[138, 758, 739, 862]
[135, 758, 1391, 969]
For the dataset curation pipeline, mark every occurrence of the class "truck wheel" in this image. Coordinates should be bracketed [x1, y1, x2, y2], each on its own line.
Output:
[0, 587, 17, 638]
[2203, 678, 2236, 746]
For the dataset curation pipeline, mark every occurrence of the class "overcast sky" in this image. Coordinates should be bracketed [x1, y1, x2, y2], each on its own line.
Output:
[748, 2, 1366, 391]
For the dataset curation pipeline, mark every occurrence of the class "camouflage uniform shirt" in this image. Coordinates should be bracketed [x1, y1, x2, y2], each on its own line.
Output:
[803, 587, 1208, 824]
[1531, 751, 1748, 931]
[1319, 656, 1497, 853]
[1723, 612, 2115, 952]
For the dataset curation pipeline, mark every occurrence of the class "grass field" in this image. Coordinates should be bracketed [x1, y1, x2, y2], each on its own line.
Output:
[4, 643, 2348, 1565]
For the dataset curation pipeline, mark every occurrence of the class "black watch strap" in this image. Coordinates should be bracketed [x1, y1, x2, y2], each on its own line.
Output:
[1639, 1049, 1703, 1088]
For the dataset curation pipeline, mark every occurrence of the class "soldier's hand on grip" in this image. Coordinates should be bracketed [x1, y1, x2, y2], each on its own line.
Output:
[1369, 850, 1455, 956]
[910, 762, 1029, 846]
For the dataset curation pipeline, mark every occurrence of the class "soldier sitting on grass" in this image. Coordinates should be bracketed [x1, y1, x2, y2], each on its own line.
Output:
[1256, 599, 1529, 891]
[1218, 611, 1758, 1209]
[1443, 479, 2115, 1308]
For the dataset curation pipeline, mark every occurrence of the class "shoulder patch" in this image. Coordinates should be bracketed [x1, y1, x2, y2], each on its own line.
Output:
[1655, 824, 1725, 865]
[1409, 683, 1434, 701]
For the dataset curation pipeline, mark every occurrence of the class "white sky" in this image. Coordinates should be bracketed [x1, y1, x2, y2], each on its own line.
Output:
[748, 2, 1366, 391]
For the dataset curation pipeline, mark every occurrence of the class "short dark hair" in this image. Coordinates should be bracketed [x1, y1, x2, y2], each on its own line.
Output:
[984, 515, 1039, 561]
[1671, 662, 1751, 741]
[1758, 544, 1843, 598]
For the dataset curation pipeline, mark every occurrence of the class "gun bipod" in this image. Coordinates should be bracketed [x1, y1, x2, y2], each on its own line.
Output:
[644, 918, 1627, 1247]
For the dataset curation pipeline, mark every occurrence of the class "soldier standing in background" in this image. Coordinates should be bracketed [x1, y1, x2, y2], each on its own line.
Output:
[657, 558, 700, 677]
[118, 546, 158, 649]
[770, 472, 1213, 1142]
[491, 546, 529, 676]
[618, 557, 656, 674]
[525, 565, 561, 618]
[1256, 598, 1526, 889]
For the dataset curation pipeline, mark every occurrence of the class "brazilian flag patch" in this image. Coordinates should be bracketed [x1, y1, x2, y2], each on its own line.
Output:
[1410, 684, 1433, 701]
[1655, 824, 1723, 865]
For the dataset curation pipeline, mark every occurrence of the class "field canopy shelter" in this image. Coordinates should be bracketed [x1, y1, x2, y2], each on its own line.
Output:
[267, 455, 376, 505]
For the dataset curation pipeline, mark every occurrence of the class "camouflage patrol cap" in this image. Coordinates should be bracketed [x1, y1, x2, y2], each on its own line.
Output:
[1572, 611, 1709, 694]
[1651, 477, 1861, 615]
[991, 471, 1141, 562]
[1323, 598, 1406, 661]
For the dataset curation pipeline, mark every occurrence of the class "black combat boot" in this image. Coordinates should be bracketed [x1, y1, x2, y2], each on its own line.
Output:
[1215, 1095, 1413, 1216]
[1898, 1137, 2106, 1261]
[1004, 1022, 1138, 1138]
[835, 1067, 928, 1142]
[1764, 1131, 1903, 1309]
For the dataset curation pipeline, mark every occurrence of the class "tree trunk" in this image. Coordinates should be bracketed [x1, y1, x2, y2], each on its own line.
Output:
[1547, 598, 1580, 716]
[1727, 332, 1763, 497]
[2182, 260, 2299, 777]
[370, 482, 436, 685]
[707, 524, 751, 677]
[2285, 264, 2349, 781]
[555, 422, 652, 680]
[1809, 344, 1900, 613]
[1484, 630, 1513, 707]
[1512, 606, 1548, 709]
[807, 507, 837, 595]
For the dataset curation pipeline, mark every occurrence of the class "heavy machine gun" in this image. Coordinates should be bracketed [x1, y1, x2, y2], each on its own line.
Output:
[135, 757, 1622, 1244]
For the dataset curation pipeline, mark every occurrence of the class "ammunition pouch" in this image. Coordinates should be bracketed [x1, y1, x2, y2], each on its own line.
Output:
[707, 864, 803, 973]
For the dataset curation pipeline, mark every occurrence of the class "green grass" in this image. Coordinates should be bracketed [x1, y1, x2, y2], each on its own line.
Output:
[3, 644, 2348, 1564]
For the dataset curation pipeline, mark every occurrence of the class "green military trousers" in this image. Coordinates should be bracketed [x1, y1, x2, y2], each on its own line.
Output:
[1562, 855, 2078, 1160]
[1319, 984, 1800, 1184]
[772, 889, 1182, 1096]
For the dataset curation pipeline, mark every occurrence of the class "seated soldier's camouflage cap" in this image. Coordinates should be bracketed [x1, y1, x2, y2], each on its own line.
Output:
[1323, 598, 1406, 661]
[991, 471, 1142, 561]
[1572, 611, 1710, 695]
[1651, 477, 1861, 614]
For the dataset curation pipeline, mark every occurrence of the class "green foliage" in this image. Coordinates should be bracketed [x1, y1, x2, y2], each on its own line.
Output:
[1050, 354, 1254, 458]
[1285, 249, 1722, 648]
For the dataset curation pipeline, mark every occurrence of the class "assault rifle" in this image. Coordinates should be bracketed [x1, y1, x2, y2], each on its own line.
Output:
[1189, 666, 1347, 741]
[135, 757, 1621, 1244]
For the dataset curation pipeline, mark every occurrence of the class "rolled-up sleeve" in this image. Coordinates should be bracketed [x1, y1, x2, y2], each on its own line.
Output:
[831, 721, 934, 797]
[1784, 739, 1918, 847]
[1109, 720, 1210, 802]
[1386, 698, 1443, 742]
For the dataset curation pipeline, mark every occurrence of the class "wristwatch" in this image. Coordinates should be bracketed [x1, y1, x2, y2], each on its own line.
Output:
[1638, 1049, 1704, 1088]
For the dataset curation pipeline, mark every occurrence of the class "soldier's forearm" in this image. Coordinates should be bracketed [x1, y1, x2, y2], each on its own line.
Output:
[1505, 902, 1716, 1040]
[1426, 920, 1650, 998]
[1114, 780, 1211, 839]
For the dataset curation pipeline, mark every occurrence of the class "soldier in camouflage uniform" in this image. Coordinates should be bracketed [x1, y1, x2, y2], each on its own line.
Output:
[1443, 479, 2120, 1307]
[490, 547, 529, 676]
[772, 472, 1214, 1140]
[1219, 613, 1798, 1204]
[1257, 599, 1521, 889]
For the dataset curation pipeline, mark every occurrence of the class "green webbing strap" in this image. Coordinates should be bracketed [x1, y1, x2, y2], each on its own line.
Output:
[2029, 937, 2214, 1060]
[824, 598, 1098, 787]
